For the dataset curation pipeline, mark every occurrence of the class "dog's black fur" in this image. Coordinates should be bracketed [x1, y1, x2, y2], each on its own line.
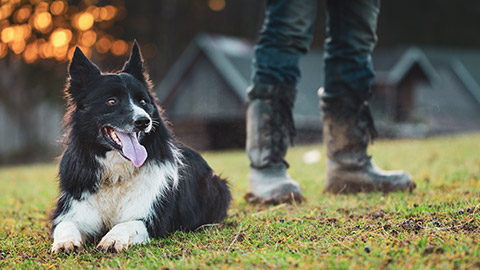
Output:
[51, 42, 231, 252]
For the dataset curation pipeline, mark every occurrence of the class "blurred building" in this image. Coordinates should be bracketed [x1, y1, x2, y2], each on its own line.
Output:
[155, 34, 480, 150]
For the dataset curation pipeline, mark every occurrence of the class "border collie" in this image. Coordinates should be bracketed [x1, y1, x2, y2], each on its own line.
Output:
[51, 42, 231, 253]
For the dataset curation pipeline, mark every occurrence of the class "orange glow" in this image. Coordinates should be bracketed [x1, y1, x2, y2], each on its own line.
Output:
[95, 36, 111, 54]
[23, 42, 38, 63]
[1, 4, 13, 20]
[0, 0, 127, 62]
[0, 42, 7, 58]
[53, 44, 68, 60]
[34, 1, 49, 13]
[39, 41, 54, 58]
[14, 5, 32, 23]
[208, 0, 226, 11]
[91, 7, 101, 21]
[79, 30, 96, 47]
[67, 46, 76, 59]
[77, 45, 91, 58]
[10, 39, 26, 54]
[0, 19, 9, 29]
[50, 1, 66, 15]
[103, 5, 117, 20]
[76, 12, 94, 31]
[99, 7, 108, 21]
[21, 24, 32, 39]
[111, 40, 127, 56]
[33, 12, 52, 32]
[1, 27, 15, 43]
[50, 28, 72, 47]
[13, 24, 32, 40]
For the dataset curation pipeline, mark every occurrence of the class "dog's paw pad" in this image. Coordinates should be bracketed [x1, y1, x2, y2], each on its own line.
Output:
[97, 236, 129, 253]
[51, 239, 83, 254]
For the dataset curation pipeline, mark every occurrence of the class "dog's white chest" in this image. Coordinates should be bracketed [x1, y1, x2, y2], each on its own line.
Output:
[92, 151, 175, 228]
[54, 151, 179, 237]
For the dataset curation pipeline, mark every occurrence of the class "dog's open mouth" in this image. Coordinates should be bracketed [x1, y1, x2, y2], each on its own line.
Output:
[102, 127, 147, 168]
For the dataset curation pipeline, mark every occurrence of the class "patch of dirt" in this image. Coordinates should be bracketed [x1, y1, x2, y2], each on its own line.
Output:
[243, 192, 305, 206]
[398, 218, 424, 231]
[423, 246, 445, 255]
[368, 209, 386, 219]
[231, 232, 245, 243]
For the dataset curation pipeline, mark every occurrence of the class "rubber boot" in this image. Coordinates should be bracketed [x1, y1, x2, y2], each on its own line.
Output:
[320, 93, 416, 193]
[244, 84, 304, 204]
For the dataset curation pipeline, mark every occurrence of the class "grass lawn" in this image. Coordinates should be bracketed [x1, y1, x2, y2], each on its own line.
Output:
[0, 133, 479, 269]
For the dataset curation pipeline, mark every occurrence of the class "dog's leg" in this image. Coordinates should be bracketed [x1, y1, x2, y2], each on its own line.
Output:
[51, 194, 104, 254]
[51, 220, 84, 254]
[97, 220, 150, 252]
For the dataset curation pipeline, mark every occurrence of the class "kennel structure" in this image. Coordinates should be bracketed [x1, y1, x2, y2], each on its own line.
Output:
[154, 33, 480, 150]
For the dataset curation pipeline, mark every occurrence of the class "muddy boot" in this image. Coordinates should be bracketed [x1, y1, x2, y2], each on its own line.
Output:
[245, 84, 304, 204]
[320, 93, 416, 193]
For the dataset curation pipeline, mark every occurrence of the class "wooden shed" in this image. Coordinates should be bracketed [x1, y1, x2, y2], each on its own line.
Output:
[155, 34, 480, 150]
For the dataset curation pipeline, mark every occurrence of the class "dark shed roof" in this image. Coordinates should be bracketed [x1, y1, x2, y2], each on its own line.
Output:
[155, 34, 480, 133]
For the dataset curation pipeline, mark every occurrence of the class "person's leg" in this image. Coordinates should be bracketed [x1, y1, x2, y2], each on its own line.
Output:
[323, 0, 378, 100]
[246, 0, 317, 203]
[252, 0, 317, 86]
[320, 0, 416, 193]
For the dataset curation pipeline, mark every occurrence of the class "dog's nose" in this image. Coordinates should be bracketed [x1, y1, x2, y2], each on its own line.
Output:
[134, 117, 151, 130]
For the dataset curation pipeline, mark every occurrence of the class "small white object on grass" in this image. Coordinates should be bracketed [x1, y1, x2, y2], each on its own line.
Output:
[303, 150, 321, 164]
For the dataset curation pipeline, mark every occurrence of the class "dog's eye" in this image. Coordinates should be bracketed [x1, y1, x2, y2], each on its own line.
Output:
[106, 98, 117, 105]
[139, 99, 146, 105]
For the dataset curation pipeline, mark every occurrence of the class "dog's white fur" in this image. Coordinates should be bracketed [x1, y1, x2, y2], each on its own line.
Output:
[130, 98, 153, 133]
[52, 148, 182, 253]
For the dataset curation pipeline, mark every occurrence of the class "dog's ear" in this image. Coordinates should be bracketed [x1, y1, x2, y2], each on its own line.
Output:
[66, 47, 101, 102]
[68, 47, 101, 84]
[122, 40, 149, 83]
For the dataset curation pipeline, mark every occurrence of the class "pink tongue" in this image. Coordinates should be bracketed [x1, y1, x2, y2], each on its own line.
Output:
[115, 131, 147, 168]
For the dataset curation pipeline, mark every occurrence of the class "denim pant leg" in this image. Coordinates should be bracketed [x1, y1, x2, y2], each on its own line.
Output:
[251, 0, 318, 88]
[323, 0, 380, 101]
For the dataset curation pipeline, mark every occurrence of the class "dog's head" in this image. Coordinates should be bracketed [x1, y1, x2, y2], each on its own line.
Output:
[65, 41, 159, 168]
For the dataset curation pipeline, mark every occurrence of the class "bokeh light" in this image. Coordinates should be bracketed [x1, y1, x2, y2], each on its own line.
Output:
[95, 36, 112, 54]
[10, 39, 26, 54]
[0, 0, 126, 63]
[14, 5, 32, 23]
[33, 12, 52, 32]
[79, 30, 96, 47]
[1, 27, 15, 43]
[39, 40, 54, 59]
[53, 44, 68, 60]
[111, 40, 128, 56]
[103, 5, 117, 20]
[0, 4, 14, 20]
[50, 1, 66, 16]
[76, 12, 94, 31]
[50, 28, 72, 48]
[23, 42, 38, 63]
[208, 0, 226, 12]
[0, 42, 7, 58]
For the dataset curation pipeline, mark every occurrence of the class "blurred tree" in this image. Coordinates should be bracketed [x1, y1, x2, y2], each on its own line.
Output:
[0, 0, 129, 162]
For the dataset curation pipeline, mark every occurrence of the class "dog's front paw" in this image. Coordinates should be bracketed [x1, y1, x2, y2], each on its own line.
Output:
[51, 238, 83, 254]
[96, 233, 129, 253]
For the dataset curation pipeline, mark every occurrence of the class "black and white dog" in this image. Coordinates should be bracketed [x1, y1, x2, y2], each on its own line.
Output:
[51, 42, 231, 253]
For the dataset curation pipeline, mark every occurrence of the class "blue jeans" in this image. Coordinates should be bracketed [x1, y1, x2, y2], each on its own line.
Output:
[251, 0, 380, 101]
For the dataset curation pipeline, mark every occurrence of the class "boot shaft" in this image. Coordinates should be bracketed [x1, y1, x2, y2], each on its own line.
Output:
[320, 94, 378, 169]
[246, 84, 297, 169]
